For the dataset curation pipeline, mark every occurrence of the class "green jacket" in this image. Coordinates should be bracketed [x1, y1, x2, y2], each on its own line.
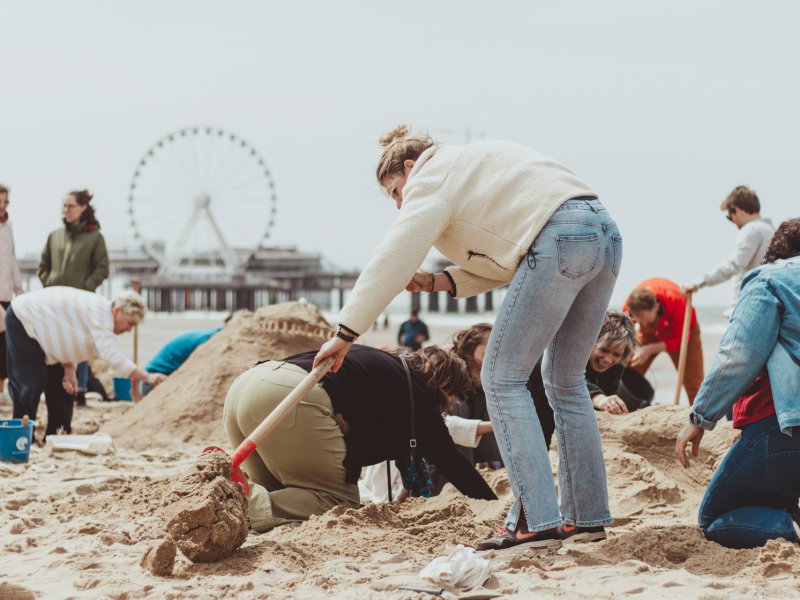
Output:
[38, 223, 109, 291]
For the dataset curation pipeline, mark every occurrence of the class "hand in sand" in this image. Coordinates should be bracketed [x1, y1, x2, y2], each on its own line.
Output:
[593, 394, 629, 415]
[675, 423, 704, 468]
[62, 364, 78, 395]
[313, 336, 351, 372]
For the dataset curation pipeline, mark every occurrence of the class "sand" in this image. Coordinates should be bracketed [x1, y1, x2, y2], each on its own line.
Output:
[163, 450, 249, 564]
[1, 302, 799, 599]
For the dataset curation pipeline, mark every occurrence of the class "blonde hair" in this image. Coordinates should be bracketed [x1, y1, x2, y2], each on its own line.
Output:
[112, 291, 146, 319]
[595, 310, 638, 364]
[375, 125, 434, 183]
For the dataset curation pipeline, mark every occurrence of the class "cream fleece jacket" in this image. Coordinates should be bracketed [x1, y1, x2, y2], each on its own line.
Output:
[339, 141, 596, 334]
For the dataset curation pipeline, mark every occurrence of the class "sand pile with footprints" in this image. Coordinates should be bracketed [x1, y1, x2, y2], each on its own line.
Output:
[1, 303, 799, 598]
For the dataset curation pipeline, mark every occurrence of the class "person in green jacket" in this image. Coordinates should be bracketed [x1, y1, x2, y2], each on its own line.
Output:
[38, 189, 110, 406]
[38, 189, 109, 291]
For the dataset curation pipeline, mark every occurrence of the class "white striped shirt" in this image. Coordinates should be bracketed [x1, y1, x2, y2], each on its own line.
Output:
[11, 286, 137, 376]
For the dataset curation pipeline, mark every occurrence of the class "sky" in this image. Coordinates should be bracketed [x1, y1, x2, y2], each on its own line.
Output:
[1, 0, 798, 308]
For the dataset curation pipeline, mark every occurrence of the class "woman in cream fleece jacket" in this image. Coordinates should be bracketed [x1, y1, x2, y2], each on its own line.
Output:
[314, 125, 623, 550]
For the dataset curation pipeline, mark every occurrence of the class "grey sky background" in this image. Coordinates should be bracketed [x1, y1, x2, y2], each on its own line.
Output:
[2, 0, 798, 308]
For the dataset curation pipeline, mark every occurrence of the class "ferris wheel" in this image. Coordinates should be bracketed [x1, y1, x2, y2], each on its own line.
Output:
[128, 126, 278, 277]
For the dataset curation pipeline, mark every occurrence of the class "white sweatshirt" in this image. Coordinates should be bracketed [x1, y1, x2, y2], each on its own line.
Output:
[691, 217, 774, 313]
[339, 141, 595, 334]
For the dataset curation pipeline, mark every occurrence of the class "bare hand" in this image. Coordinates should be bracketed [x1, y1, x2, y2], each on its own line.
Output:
[406, 269, 434, 293]
[681, 284, 699, 295]
[147, 372, 167, 386]
[313, 336, 351, 372]
[675, 423, 705, 468]
[629, 346, 652, 369]
[62, 368, 78, 395]
[595, 394, 629, 415]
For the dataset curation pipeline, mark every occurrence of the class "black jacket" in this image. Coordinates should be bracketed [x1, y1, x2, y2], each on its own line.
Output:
[284, 345, 496, 500]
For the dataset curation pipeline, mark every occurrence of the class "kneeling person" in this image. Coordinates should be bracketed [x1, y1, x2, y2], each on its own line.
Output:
[223, 344, 497, 532]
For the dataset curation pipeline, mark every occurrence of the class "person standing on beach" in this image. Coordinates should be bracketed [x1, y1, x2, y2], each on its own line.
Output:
[0, 184, 24, 405]
[313, 125, 622, 550]
[397, 308, 429, 350]
[624, 278, 704, 405]
[682, 186, 774, 317]
[4, 288, 166, 438]
[38, 190, 109, 407]
[675, 219, 800, 549]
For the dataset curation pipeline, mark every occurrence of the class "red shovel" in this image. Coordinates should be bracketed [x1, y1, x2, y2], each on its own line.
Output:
[204, 356, 335, 496]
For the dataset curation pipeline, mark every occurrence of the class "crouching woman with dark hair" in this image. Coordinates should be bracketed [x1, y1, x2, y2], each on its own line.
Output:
[676, 218, 800, 548]
[223, 344, 497, 532]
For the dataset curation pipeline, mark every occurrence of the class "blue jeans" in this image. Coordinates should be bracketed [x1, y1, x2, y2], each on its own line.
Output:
[482, 198, 621, 531]
[699, 414, 800, 548]
[76, 361, 89, 393]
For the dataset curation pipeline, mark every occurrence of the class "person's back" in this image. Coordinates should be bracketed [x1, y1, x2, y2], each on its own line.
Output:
[146, 327, 222, 376]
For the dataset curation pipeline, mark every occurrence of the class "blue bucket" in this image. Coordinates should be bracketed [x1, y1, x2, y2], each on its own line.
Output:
[113, 377, 132, 401]
[0, 418, 36, 463]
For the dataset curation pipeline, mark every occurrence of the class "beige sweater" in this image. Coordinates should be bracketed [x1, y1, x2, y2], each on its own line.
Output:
[339, 141, 596, 335]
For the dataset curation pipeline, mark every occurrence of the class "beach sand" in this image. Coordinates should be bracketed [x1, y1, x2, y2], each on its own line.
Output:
[2, 304, 798, 599]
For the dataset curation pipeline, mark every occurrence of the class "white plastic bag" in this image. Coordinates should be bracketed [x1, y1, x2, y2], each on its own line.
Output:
[46, 433, 114, 455]
[359, 461, 407, 504]
[419, 544, 492, 591]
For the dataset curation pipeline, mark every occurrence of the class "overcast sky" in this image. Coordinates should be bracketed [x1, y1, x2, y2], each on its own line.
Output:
[2, 0, 798, 308]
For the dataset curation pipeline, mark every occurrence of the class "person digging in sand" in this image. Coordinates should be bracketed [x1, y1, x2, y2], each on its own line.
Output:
[676, 219, 800, 549]
[4, 287, 166, 437]
[436, 313, 638, 513]
[624, 277, 704, 405]
[313, 124, 622, 551]
[224, 344, 496, 532]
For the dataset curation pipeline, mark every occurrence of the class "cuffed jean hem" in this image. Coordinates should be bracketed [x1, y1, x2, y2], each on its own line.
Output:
[524, 518, 564, 533]
[568, 518, 613, 527]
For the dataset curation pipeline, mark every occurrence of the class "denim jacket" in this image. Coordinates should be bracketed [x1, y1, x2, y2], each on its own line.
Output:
[691, 255, 800, 433]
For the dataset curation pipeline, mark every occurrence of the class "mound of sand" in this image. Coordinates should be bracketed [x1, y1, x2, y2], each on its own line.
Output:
[164, 451, 248, 563]
[103, 302, 334, 450]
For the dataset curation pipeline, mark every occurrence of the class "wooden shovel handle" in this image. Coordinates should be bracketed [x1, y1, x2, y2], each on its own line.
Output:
[674, 292, 693, 405]
[230, 356, 335, 469]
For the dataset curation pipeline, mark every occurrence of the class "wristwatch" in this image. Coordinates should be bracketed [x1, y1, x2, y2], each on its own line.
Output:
[689, 412, 716, 431]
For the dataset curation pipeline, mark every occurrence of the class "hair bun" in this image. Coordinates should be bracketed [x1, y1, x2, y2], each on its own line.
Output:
[379, 125, 410, 149]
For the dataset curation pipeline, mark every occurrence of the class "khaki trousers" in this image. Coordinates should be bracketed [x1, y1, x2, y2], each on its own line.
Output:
[223, 361, 360, 532]
[632, 324, 705, 405]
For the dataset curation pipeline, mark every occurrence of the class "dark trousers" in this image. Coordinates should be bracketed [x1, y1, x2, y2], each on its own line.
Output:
[699, 414, 800, 548]
[5, 306, 74, 436]
[0, 300, 9, 380]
